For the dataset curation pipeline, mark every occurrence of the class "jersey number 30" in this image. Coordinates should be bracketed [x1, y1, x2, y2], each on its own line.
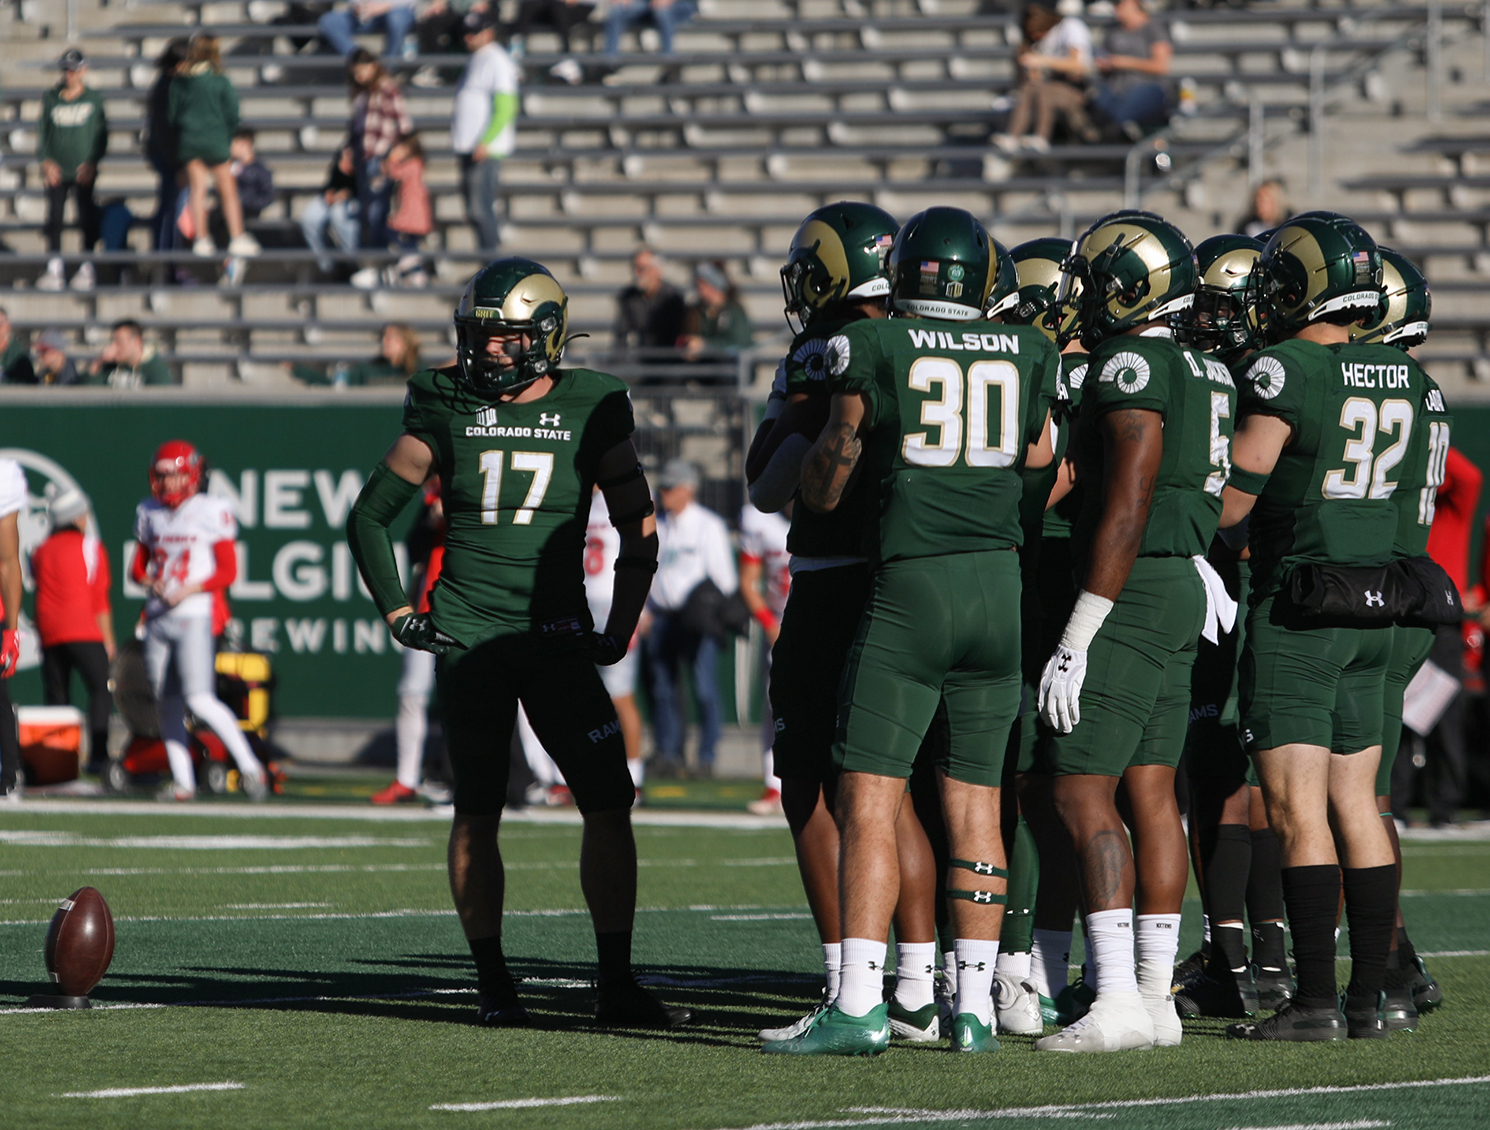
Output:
[902, 357, 1021, 468]
[479, 450, 555, 525]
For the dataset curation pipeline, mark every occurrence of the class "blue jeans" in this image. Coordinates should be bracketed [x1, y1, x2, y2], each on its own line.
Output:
[318, 5, 417, 56]
[300, 194, 360, 272]
[460, 153, 502, 253]
[1091, 81, 1170, 131]
[604, 0, 697, 56]
[355, 153, 390, 248]
[645, 612, 721, 768]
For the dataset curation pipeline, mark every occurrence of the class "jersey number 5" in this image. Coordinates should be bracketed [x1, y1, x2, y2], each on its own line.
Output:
[902, 357, 1021, 468]
[1322, 397, 1413, 501]
[479, 450, 555, 525]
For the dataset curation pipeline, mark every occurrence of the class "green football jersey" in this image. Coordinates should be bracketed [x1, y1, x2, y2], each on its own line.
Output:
[1039, 351, 1090, 542]
[1376, 369, 1450, 558]
[826, 317, 1060, 564]
[1016, 348, 1076, 569]
[1070, 333, 1237, 564]
[781, 318, 876, 560]
[401, 365, 635, 643]
[1238, 338, 1429, 597]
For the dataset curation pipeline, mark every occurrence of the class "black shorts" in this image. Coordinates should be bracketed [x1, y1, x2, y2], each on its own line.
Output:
[769, 563, 872, 783]
[437, 632, 634, 816]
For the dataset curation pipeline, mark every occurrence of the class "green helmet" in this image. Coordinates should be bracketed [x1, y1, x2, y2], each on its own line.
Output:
[454, 257, 569, 397]
[984, 238, 1020, 320]
[1352, 246, 1431, 350]
[1181, 234, 1264, 363]
[888, 206, 998, 322]
[1257, 212, 1383, 339]
[1007, 236, 1079, 343]
[780, 201, 899, 334]
[1059, 209, 1197, 348]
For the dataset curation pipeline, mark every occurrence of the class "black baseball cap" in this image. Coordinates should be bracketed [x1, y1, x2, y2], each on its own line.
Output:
[59, 48, 86, 71]
[461, 10, 494, 34]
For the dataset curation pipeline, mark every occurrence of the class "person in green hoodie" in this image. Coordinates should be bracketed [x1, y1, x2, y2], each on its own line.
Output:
[168, 34, 260, 261]
[85, 320, 175, 388]
[37, 49, 107, 293]
[292, 323, 424, 387]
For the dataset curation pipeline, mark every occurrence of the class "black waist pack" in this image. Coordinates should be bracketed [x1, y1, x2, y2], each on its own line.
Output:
[1288, 556, 1462, 628]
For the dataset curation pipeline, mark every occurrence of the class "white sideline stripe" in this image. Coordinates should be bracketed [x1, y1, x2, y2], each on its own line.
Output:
[1420, 949, 1490, 957]
[0, 831, 431, 850]
[222, 902, 332, 909]
[699, 1077, 1490, 1130]
[1220, 1122, 1388, 1130]
[0, 903, 805, 927]
[431, 1095, 620, 1112]
[0, 858, 793, 878]
[62, 1082, 244, 1099]
[711, 913, 815, 921]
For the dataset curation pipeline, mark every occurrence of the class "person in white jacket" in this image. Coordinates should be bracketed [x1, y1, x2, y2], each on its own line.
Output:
[450, 12, 518, 253]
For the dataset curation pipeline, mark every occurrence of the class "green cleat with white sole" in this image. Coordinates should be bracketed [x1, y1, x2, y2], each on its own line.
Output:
[761, 1002, 891, 1056]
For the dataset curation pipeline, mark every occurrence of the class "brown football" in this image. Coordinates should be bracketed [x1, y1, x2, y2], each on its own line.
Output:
[44, 887, 115, 997]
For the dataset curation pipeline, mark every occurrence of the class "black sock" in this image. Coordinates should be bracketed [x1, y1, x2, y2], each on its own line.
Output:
[596, 929, 633, 988]
[1397, 925, 1420, 969]
[1202, 824, 1252, 974]
[468, 935, 517, 1003]
[1247, 827, 1286, 922]
[1342, 864, 1397, 1000]
[1384, 925, 1419, 988]
[1251, 920, 1288, 971]
[1280, 864, 1341, 1009]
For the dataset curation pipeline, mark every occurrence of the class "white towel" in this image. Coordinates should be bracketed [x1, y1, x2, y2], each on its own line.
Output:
[1192, 554, 1238, 645]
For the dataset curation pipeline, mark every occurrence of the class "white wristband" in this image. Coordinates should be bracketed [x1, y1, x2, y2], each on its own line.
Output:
[1059, 590, 1114, 652]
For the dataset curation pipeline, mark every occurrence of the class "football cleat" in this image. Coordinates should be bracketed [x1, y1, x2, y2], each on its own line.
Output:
[1144, 992, 1183, 1048]
[1171, 948, 1206, 987]
[1252, 964, 1296, 1011]
[993, 972, 1044, 1035]
[1225, 999, 1345, 1042]
[1034, 992, 1155, 1053]
[241, 769, 270, 803]
[594, 979, 693, 1029]
[1382, 985, 1419, 1032]
[761, 1001, 891, 1056]
[1041, 976, 1096, 1027]
[758, 993, 831, 1042]
[1342, 990, 1390, 1040]
[476, 992, 533, 1028]
[746, 788, 784, 816]
[1173, 967, 1259, 1019]
[370, 780, 419, 805]
[951, 1013, 1000, 1052]
[886, 997, 940, 1042]
[1409, 954, 1443, 1012]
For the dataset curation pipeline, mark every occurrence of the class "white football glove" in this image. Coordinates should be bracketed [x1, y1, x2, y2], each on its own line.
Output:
[1039, 644, 1088, 734]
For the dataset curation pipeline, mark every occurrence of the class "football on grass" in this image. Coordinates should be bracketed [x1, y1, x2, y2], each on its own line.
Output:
[44, 887, 115, 997]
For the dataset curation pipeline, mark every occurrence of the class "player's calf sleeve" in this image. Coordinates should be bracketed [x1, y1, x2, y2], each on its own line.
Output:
[1280, 865, 1342, 1008]
[1342, 865, 1397, 999]
[1203, 824, 1251, 971]
[1000, 816, 1039, 958]
[1246, 827, 1286, 922]
[468, 935, 518, 1002]
[595, 929, 634, 987]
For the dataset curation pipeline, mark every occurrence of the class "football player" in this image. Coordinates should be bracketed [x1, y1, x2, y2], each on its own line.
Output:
[0, 457, 23, 798]
[346, 257, 689, 1029]
[1035, 211, 1236, 1053]
[748, 202, 943, 1047]
[1220, 214, 1414, 1041]
[1170, 234, 1294, 1019]
[766, 206, 1058, 1056]
[133, 441, 270, 802]
[1350, 247, 1447, 1029]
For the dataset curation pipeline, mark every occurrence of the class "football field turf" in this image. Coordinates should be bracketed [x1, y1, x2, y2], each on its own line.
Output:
[1, 799, 1488, 1129]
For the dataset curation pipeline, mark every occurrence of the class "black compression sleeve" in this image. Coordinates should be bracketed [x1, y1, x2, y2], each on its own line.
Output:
[346, 462, 422, 618]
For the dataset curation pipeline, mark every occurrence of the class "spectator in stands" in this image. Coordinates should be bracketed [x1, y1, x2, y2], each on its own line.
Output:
[146, 38, 189, 253]
[0, 310, 35, 385]
[229, 130, 275, 222]
[681, 260, 754, 361]
[351, 133, 432, 289]
[512, 0, 597, 83]
[171, 35, 261, 260]
[300, 145, 361, 276]
[84, 320, 174, 388]
[1236, 177, 1291, 239]
[603, 0, 697, 58]
[32, 332, 80, 386]
[318, 0, 419, 58]
[292, 322, 422, 385]
[613, 247, 687, 361]
[36, 49, 107, 294]
[413, 0, 490, 86]
[451, 12, 518, 254]
[348, 49, 412, 250]
[30, 488, 115, 779]
[995, 2, 1094, 153]
[643, 458, 737, 778]
[1088, 0, 1172, 140]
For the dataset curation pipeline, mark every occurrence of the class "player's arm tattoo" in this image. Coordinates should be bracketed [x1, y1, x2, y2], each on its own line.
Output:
[1083, 407, 1163, 601]
[800, 393, 868, 513]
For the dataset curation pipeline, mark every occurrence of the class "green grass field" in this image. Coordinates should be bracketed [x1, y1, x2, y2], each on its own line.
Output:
[1, 795, 1488, 1129]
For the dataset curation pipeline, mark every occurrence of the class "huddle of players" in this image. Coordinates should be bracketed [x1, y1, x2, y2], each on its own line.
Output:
[744, 201, 1451, 1054]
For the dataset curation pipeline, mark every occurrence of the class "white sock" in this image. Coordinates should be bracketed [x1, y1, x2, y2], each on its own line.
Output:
[954, 939, 999, 1026]
[941, 950, 958, 997]
[822, 942, 841, 1001]
[1136, 913, 1182, 997]
[836, 938, 887, 1017]
[185, 692, 264, 777]
[394, 693, 427, 789]
[762, 748, 780, 793]
[892, 942, 936, 1011]
[996, 949, 1032, 979]
[1031, 928, 1073, 999]
[627, 757, 644, 788]
[1086, 908, 1138, 997]
[163, 738, 196, 793]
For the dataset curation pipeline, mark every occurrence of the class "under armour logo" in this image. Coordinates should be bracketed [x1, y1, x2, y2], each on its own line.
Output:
[959, 960, 988, 972]
[539, 412, 562, 426]
[973, 862, 997, 875]
[1365, 591, 1385, 607]
[1057, 657, 1071, 672]
[867, 961, 880, 971]
[971, 892, 996, 904]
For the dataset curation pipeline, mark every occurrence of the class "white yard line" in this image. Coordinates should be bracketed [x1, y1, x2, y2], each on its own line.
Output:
[431, 1096, 620, 1112]
[61, 1082, 244, 1099]
[1220, 1122, 1389, 1130]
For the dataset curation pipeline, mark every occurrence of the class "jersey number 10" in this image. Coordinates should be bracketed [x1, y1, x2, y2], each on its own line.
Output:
[902, 357, 1021, 468]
